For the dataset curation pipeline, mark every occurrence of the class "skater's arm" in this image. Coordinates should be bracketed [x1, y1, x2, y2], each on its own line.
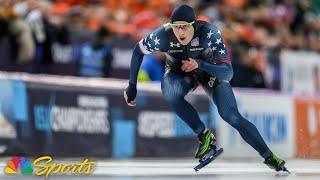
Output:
[129, 43, 145, 85]
[125, 26, 167, 106]
[196, 60, 233, 81]
[124, 44, 144, 106]
[197, 24, 233, 81]
[130, 26, 168, 84]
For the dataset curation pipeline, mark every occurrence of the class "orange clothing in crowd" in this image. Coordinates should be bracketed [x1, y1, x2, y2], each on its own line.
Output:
[105, 0, 170, 14]
[55, 0, 87, 6]
[197, 15, 210, 23]
[105, 0, 143, 13]
[132, 10, 161, 40]
[225, 0, 247, 9]
[52, 2, 70, 14]
[236, 24, 257, 44]
[0, 7, 18, 19]
[103, 0, 171, 36]
[87, 17, 101, 31]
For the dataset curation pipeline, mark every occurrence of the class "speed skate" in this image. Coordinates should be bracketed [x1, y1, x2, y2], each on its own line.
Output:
[194, 147, 223, 172]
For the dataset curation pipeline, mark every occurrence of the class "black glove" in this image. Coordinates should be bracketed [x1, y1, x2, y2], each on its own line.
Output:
[124, 82, 137, 106]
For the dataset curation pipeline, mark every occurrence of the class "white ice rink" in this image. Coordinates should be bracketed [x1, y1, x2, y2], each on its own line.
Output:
[1, 158, 320, 180]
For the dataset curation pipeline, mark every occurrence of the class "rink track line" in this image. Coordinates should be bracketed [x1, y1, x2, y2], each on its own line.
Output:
[1, 161, 320, 176]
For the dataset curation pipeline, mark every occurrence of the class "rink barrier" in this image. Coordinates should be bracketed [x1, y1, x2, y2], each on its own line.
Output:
[0, 71, 319, 158]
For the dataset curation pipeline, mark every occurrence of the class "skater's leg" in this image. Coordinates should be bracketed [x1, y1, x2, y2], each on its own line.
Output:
[161, 72, 205, 135]
[213, 81, 272, 159]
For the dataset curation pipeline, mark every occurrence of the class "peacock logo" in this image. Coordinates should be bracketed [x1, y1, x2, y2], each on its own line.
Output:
[4, 156, 33, 175]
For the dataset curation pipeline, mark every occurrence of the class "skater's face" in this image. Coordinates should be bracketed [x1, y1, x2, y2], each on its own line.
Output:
[171, 21, 195, 45]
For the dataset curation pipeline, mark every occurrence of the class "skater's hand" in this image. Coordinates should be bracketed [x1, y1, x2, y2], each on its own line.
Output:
[181, 58, 198, 72]
[124, 82, 137, 106]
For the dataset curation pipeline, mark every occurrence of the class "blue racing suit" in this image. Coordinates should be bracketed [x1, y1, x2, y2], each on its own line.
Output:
[127, 20, 272, 159]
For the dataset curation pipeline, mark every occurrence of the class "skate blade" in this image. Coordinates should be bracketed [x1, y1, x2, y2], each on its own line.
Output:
[194, 148, 223, 172]
[275, 167, 290, 176]
[275, 171, 290, 176]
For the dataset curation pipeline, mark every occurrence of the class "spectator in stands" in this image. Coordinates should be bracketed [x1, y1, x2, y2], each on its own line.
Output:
[51, 24, 75, 64]
[68, 6, 94, 45]
[0, 0, 319, 90]
[11, 11, 35, 65]
[78, 26, 114, 77]
[0, 7, 17, 69]
[0, 6, 34, 71]
[265, 46, 282, 89]
[49, 3, 85, 76]
[24, 0, 53, 68]
[236, 46, 266, 88]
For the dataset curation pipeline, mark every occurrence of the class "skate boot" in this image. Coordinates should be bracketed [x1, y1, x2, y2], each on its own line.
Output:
[194, 129, 223, 172]
[195, 129, 216, 159]
[264, 154, 290, 173]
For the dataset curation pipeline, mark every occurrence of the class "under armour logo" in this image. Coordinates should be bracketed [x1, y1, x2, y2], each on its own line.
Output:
[208, 77, 216, 87]
[170, 42, 180, 47]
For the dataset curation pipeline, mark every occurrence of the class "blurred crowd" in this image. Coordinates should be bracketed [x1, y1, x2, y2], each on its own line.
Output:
[0, 0, 319, 89]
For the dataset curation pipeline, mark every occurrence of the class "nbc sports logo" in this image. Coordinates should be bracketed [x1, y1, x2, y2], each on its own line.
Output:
[4, 156, 33, 175]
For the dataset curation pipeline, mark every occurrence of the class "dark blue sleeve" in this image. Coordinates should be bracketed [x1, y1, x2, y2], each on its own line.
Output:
[129, 44, 144, 85]
[196, 60, 233, 81]
[129, 26, 168, 85]
[198, 24, 233, 81]
[202, 24, 231, 64]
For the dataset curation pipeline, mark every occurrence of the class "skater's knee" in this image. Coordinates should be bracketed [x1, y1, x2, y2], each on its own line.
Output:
[219, 109, 243, 128]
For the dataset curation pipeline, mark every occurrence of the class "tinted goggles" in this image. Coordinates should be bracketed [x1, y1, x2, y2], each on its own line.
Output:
[170, 21, 195, 30]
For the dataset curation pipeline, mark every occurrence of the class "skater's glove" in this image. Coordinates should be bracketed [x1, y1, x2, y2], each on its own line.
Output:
[124, 82, 137, 106]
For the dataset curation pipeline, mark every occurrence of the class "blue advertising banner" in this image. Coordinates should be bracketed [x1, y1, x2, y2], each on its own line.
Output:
[24, 82, 212, 158]
[26, 83, 113, 157]
[1, 75, 214, 158]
